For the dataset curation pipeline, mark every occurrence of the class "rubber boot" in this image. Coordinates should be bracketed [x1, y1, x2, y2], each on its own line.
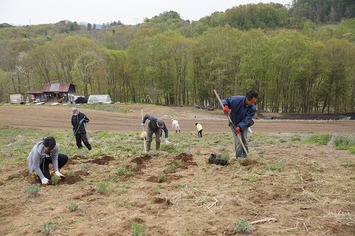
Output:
[147, 141, 151, 152]
[156, 142, 160, 150]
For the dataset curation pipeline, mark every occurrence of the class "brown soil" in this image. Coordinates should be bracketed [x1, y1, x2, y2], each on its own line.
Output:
[0, 104, 354, 235]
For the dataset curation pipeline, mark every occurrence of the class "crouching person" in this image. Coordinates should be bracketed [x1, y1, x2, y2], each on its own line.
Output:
[27, 136, 68, 185]
[141, 114, 169, 151]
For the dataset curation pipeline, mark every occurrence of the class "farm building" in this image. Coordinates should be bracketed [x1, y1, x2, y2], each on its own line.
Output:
[9, 93, 25, 104]
[27, 83, 76, 103]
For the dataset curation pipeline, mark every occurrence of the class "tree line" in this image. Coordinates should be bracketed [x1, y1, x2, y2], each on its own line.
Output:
[0, 1, 354, 113]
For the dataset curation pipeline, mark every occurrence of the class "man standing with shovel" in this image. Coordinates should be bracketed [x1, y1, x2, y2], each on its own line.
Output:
[71, 108, 92, 150]
[220, 89, 258, 158]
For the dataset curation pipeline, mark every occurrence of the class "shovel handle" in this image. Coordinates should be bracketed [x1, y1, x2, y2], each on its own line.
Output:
[141, 109, 147, 153]
[213, 89, 248, 156]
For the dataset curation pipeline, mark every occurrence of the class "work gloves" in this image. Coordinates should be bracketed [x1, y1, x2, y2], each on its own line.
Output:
[55, 171, 65, 178]
[223, 105, 230, 114]
[41, 177, 49, 185]
[79, 119, 84, 125]
[164, 138, 170, 144]
[141, 123, 144, 126]
[235, 126, 241, 134]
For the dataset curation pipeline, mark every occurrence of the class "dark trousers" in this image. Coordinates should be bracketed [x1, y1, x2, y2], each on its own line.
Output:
[198, 130, 203, 138]
[75, 132, 92, 150]
[40, 154, 68, 180]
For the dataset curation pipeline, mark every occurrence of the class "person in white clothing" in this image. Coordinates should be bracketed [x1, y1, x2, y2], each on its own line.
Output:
[171, 119, 181, 133]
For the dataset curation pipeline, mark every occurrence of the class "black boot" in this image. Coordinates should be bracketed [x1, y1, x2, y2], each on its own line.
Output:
[156, 142, 160, 150]
[147, 141, 151, 152]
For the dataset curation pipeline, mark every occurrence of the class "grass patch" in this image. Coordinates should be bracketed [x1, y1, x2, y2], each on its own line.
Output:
[334, 135, 355, 152]
[95, 182, 108, 194]
[42, 222, 59, 235]
[24, 185, 40, 196]
[235, 219, 254, 234]
[305, 134, 332, 145]
[267, 162, 284, 172]
[67, 203, 79, 212]
[131, 222, 146, 236]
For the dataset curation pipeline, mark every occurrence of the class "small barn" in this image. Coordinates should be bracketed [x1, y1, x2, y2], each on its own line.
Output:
[87, 94, 112, 104]
[27, 83, 76, 103]
[9, 93, 25, 104]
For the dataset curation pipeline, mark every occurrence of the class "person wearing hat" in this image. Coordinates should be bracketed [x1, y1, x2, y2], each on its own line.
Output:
[71, 108, 92, 150]
[141, 114, 169, 151]
[171, 118, 181, 133]
[27, 136, 68, 185]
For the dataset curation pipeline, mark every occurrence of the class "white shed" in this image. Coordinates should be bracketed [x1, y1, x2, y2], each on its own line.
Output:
[10, 94, 25, 104]
[87, 94, 112, 104]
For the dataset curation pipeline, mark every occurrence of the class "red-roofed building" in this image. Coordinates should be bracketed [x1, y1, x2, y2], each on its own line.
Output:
[27, 83, 76, 103]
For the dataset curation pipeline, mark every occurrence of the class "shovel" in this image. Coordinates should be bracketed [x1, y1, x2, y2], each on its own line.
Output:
[141, 109, 147, 153]
[213, 89, 248, 156]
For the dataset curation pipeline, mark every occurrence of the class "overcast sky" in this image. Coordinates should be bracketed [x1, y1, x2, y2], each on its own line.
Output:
[0, 0, 292, 26]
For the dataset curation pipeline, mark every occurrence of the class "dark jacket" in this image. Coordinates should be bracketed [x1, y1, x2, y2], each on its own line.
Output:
[71, 112, 90, 134]
[222, 96, 256, 131]
[142, 114, 169, 138]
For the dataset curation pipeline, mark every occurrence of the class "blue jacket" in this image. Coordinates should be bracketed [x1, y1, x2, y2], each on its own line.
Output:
[222, 96, 256, 130]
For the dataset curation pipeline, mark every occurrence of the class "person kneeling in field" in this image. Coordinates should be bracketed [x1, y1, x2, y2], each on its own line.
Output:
[27, 136, 68, 185]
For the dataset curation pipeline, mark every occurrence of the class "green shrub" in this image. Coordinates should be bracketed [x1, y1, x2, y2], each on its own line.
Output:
[305, 134, 331, 145]
[131, 222, 146, 236]
[235, 219, 254, 234]
[67, 203, 79, 212]
[267, 163, 284, 172]
[165, 164, 176, 173]
[157, 172, 165, 183]
[42, 222, 58, 235]
[51, 175, 60, 185]
[67, 170, 75, 177]
[334, 135, 355, 151]
[116, 167, 126, 175]
[95, 182, 108, 194]
[24, 185, 40, 196]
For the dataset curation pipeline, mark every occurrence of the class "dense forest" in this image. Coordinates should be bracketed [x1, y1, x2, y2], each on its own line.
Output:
[0, 0, 354, 113]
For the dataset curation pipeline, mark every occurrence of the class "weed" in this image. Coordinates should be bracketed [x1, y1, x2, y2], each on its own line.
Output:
[291, 135, 301, 142]
[240, 173, 258, 182]
[115, 200, 131, 208]
[51, 175, 60, 185]
[157, 172, 165, 183]
[131, 222, 146, 236]
[68, 170, 75, 177]
[24, 185, 40, 196]
[130, 162, 138, 170]
[334, 135, 355, 152]
[267, 163, 284, 172]
[42, 222, 58, 235]
[165, 164, 176, 173]
[117, 185, 128, 193]
[217, 152, 230, 162]
[305, 134, 331, 145]
[68, 203, 79, 212]
[235, 219, 254, 234]
[95, 182, 108, 194]
[124, 170, 134, 176]
[79, 163, 90, 170]
[174, 159, 183, 167]
[117, 167, 126, 176]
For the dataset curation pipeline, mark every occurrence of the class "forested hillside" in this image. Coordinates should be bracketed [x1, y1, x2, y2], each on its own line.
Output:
[0, 0, 354, 113]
